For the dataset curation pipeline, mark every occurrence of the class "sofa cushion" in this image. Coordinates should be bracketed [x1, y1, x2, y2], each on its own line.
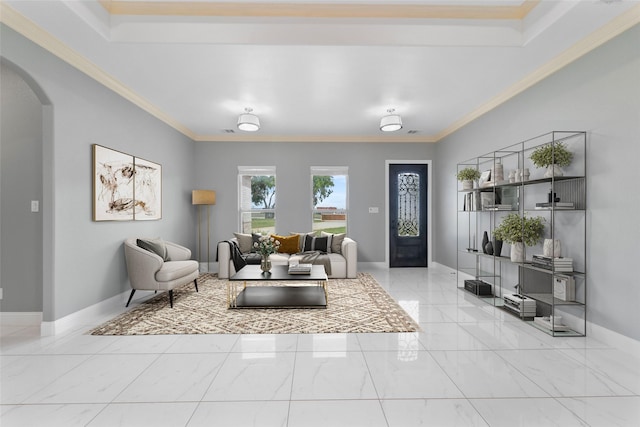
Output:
[321, 231, 346, 254]
[156, 260, 198, 282]
[290, 231, 316, 252]
[269, 253, 291, 265]
[137, 238, 169, 261]
[303, 235, 330, 253]
[271, 234, 299, 254]
[243, 253, 262, 265]
[233, 232, 254, 253]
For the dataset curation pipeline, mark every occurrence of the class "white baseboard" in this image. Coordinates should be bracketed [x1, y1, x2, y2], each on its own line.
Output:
[357, 262, 387, 270]
[41, 290, 132, 336]
[587, 321, 640, 356]
[0, 312, 42, 326]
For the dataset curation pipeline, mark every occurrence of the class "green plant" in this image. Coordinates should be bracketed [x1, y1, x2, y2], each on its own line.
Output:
[456, 167, 481, 182]
[530, 142, 573, 168]
[493, 213, 545, 246]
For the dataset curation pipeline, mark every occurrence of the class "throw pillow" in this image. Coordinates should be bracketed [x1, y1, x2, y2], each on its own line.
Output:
[290, 231, 316, 252]
[251, 233, 262, 252]
[271, 234, 299, 254]
[137, 238, 168, 261]
[322, 231, 346, 254]
[303, 235, 330, 253]
[233, 232, 253, 254]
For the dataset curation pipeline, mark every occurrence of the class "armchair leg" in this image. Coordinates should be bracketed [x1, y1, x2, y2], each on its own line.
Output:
[194, 278, 199, 292]
[169, 290, 174, 308]
[126, 289, 136, 307]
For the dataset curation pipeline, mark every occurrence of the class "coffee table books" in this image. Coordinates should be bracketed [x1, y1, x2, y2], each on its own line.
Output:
[288, 263, 312, 274]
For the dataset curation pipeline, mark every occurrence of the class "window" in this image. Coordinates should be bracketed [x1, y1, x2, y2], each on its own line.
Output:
[238, 166, 276, 234]
[311, 166, 348, 234]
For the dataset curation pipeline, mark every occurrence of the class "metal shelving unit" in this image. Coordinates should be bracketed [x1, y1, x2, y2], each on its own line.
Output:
[456, 131, 587, 337]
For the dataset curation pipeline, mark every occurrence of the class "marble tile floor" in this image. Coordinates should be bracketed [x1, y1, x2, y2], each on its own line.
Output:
[1, 266, 639, 427]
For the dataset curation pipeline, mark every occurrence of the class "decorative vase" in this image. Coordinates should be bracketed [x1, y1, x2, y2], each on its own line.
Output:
[484, 241, 494, 256]
[544, 164, 563, 178]
[543, 239, 561, 258]
[260, 255, 272, 273]
[494, 239, 503, 257]
[510, 242, 525, 263]
[482, 231, 489, 254]
[462, 180, 473, 190]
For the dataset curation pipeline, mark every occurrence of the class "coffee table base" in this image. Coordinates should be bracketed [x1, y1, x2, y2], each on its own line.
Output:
[231, 286, 327, 309]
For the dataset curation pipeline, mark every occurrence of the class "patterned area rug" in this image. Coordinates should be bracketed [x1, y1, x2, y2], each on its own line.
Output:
[90, 273, 420, 335]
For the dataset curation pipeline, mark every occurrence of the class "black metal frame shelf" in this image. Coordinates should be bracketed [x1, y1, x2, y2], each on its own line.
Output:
[456, 130, 587, 337]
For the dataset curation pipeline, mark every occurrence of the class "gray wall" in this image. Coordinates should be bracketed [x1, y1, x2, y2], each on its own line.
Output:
[194, 141, 435, 263]
[0, 62, 44, 312]
[434, 25, 640, 340]
[0, 25, 197, 320]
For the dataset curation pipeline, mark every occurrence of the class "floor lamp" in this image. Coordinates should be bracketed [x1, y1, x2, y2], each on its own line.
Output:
[192, 190, 216, 272]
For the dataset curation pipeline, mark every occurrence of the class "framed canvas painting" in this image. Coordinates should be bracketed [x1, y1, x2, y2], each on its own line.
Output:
[133, 157, 162, 220]
[93, 144, 135, 221]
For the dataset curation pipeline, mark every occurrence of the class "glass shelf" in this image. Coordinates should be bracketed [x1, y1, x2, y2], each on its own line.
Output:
[523, 293, 585, 307]
[526, 320, 585, 337]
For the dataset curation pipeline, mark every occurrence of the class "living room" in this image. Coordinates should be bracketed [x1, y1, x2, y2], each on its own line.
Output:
[1, 1, 639, 425]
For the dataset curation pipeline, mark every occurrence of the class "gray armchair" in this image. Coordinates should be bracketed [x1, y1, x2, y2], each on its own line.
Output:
[124, 238, 199, 308]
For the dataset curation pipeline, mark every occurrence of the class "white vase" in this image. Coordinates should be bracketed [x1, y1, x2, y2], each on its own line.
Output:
[510, 242, 525, 263]
[543, 239, 561, 258]
[462, 180, 473, 190]
[544, 164, 563, 178]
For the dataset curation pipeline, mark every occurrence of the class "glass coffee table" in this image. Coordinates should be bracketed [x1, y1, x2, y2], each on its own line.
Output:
[228, 265, 328, 309]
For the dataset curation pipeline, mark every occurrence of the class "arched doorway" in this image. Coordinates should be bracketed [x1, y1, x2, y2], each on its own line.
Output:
[1, 59, 53, 329]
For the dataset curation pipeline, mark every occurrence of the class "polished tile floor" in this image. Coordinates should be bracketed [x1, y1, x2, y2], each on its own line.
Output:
[1, 266, 639, 426]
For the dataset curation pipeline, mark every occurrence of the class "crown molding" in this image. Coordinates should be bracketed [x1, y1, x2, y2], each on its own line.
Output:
[193, 133, 437, 143]
[100, 0, 539, 20]
[0, 2, 196, 141]
[435, 2, 640, 142]
[3, 2, 637, 144]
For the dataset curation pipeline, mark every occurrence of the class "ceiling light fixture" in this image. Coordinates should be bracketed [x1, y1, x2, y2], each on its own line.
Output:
[380, 108, 403, 132]
[237, 107, 260, 132]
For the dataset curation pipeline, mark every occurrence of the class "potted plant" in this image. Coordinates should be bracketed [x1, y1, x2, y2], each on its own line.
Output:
[530, 142, 573, 178]
[457, 167, 481, 190]
[493, 213, 545, 262]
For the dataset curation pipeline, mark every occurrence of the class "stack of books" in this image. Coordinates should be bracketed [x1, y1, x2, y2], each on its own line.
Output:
[531, 255, 573, 272]
[503, 294, 536, 317]
[483, 204, 512, 211]
[288, 263, 312, 274]
[535, 202, 575, 210]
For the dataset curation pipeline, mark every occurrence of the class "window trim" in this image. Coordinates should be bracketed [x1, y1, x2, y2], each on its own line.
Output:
[310, 166, 349, 233]
[238, 166, 276, 233]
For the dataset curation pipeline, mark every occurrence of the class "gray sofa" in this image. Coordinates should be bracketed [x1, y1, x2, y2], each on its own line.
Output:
[217, 233, 357, 279]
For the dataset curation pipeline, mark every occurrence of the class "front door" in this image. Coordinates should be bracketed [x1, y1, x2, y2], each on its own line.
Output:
[389, 163, 428, 267]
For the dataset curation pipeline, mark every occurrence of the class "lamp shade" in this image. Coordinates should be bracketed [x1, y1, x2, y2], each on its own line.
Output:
[237, 108, 260, 132]
[380, 110, 403, 132]
[192, 190, 216, 205]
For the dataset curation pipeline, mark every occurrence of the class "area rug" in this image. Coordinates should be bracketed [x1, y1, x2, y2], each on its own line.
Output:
[89, 273, 420, 335]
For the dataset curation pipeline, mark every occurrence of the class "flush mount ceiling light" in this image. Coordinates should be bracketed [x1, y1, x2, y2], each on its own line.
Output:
[237, 107, 260, 132]
[380, 108, 403, 132]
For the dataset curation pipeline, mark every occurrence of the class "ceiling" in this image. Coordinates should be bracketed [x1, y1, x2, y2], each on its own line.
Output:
[1, 0, 638, 143]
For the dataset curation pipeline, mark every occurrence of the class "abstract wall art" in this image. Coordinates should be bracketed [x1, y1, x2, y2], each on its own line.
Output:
[92, 145, 162, 221]
[133, 156, 162, 220]
[93, 145, 135, 221]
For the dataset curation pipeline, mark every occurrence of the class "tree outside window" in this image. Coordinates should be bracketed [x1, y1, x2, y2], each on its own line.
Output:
[239, 167, 276, 234]
[311, 167, 348, 234]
